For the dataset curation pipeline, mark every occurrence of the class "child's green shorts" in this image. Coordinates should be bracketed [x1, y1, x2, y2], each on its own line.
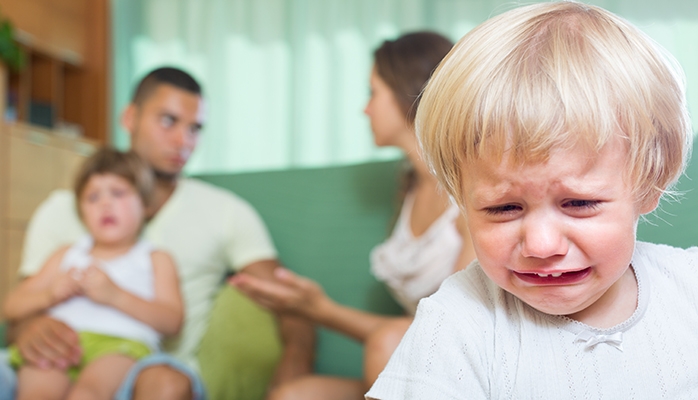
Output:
[9, 331, 151, 381]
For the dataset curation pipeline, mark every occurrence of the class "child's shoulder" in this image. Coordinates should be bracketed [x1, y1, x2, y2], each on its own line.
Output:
[136, 238, 167, 257]
[142, 240, 177, 269]
[426, 261, 510, 322]
[150, 248, 175, 263]
[439, 261, 496, 299]
[635, 241, 698, 269]
[634, 241, 698, 286]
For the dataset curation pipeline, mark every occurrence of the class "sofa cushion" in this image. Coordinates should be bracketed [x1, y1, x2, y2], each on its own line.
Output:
[197, 286, 282, 400]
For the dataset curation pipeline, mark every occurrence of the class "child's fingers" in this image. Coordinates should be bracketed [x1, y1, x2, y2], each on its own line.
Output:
[68, 267, 84, 281]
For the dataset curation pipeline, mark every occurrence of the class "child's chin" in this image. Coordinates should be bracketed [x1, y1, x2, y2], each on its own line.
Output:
[522, 297, 588, 318]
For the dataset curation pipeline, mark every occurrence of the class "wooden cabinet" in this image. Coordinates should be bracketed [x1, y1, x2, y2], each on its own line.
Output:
[0, 0, 108, 316]
[0, 0, 110, 142]
[0, 0, 87, 61]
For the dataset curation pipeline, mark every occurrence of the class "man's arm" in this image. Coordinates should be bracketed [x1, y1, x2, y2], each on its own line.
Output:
[8, 315, 82, 369]
[237, 259, 315, 388]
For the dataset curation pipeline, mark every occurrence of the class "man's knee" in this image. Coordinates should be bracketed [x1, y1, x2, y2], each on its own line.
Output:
[133, 365, 193, 400]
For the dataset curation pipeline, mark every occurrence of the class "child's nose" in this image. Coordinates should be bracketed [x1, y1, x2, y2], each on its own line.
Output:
[520, 212, 568, 259]
[99, 196, 115, 208]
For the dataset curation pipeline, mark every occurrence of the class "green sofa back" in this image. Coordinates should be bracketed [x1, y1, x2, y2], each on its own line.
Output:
[196, 160, 404, 380]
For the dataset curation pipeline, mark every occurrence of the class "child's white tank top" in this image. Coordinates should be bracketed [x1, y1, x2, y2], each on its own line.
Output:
[49, 236, 160, 350]
[370, 194, 462, 315]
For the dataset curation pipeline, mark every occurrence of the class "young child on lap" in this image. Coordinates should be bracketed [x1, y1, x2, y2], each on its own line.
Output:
[3, 148, 183, 400]
[367, 2, 697, 398]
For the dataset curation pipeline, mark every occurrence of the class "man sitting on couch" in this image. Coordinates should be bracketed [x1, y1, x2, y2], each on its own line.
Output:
[0, 67, 314, 400]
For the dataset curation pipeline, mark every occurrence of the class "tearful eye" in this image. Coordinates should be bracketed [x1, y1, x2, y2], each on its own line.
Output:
[564, 199, 601, 209]
[485, 204, 521, 215]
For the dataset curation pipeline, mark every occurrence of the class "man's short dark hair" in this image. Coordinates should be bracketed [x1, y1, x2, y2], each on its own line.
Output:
[131, 67, 202, 105]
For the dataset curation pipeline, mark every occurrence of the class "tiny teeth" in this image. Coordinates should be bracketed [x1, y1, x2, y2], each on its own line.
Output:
[551, 273, 562, 277]
[536, 273, 548, 277]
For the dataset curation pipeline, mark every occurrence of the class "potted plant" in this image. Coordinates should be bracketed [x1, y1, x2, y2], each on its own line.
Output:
[0, 9, 23, 70]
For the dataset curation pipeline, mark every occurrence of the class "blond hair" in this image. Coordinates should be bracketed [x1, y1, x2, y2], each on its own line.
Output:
[417, 1, 692, 208]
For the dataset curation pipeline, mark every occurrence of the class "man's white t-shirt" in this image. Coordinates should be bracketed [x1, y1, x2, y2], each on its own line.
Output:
[20, 178, 278, 372]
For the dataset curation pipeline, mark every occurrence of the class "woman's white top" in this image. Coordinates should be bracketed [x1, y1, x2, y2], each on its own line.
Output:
[49, 236, 160, 350]
[370, 193, 462, 315]
[367, 242, 698, 399]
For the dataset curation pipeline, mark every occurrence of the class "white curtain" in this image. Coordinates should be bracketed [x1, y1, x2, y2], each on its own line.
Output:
[112, 0, 698, 175]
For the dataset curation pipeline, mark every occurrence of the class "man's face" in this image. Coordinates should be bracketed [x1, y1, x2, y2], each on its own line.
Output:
[127, 84, 205, 178]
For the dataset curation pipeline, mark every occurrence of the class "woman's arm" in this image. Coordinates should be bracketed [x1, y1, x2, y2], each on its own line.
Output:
[2, 246, 80, 321]
[230, 267, 393, 342]
[79, 250, 183, 336]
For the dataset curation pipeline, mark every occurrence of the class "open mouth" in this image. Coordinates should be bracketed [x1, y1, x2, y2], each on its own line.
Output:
[513, 267, 592, 285]
[101, 216, 117, 226]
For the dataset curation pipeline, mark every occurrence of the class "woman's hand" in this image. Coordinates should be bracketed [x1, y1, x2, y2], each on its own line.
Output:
[229, 267, 329, 320]
[78, 264, 123, 306]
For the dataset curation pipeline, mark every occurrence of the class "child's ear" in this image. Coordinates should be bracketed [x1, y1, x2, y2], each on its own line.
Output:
[638, 192, 662, 215]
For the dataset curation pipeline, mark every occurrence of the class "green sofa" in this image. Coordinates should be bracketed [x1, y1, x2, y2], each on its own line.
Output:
[194, 159, 405, 399]
[2, 154, 697, 399]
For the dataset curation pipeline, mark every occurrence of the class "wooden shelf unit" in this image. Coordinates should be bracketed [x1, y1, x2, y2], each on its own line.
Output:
[6, 48, 92, 137]
[0, 0, 110, 142]
[0, 0, 109, 315]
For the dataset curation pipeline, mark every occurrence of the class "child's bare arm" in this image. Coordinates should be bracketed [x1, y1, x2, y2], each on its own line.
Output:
[79, 251, 183, 336]
[2, 247, 81, 321]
